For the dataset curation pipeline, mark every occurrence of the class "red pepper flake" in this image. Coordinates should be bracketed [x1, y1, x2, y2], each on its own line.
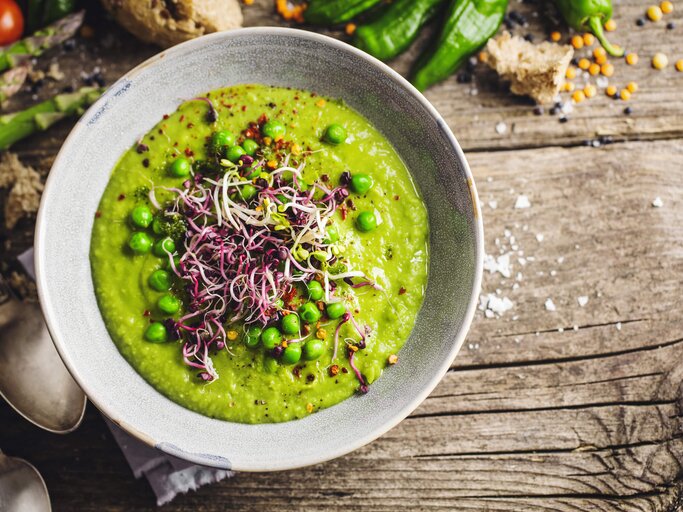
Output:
[394, 195, 400, 201]
[329, 365, 340, 376]
[399, 287, 407, 295]
[187, 122, 194, 129]
[143, 310, 151, 317]
[321, 174, 329, 182]
[95, 211, 102, 218]
[339, 203, 348, 220]
[258, 113, 268, 125]
[162, 114, 169, 120]
[241, 105, 247, 112]
[179, 114, 185, 122]
[292, 366, 302, 379]
[117, 193, 126, 201]
[184, 148, 194, 157]
[341, 367, 349, 374]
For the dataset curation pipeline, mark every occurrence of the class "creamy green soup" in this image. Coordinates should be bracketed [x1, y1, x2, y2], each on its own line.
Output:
[91, 84, 428, 423]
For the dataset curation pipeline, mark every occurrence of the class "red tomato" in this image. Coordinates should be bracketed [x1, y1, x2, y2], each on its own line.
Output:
[0, 0, 23, 46]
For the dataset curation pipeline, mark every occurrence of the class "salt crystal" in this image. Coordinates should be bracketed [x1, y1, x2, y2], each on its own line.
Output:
[536, 233, 544, 242]
[550, 270, 557, 276]
[495, 122, 507, 134]
[616, 322, 622, 330]
[577, 296, 589, 307]
[557, 256, 565, 264]
[512, 283, 520, 290]
[488, 200, 498, 209]
[558, 327, 564, 333]
[573, 325, 579, 331]
[596, 76, 609, 88]
[652, 196, 663, 208]
[483, 253, 512, 278]
[545, 298, 556, 312]
[479, 293, 514, 317]
[504, 229, 512, 238]
[487, 176, 493, 182]
[515, 195, 531, 209]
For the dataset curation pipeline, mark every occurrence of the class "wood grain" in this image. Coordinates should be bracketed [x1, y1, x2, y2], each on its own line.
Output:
[1, 1, 683, 511]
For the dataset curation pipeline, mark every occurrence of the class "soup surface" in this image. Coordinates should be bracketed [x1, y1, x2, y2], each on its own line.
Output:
[91, 84, 429, 423]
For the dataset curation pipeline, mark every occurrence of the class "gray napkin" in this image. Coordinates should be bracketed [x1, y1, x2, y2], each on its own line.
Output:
[18, 248, 234, 506]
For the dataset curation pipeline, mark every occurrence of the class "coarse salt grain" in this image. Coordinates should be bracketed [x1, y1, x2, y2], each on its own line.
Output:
[479, 293, 514, 317]
[484, 253, 512, 278]
[616, 322, 622, 331]
[577, 296, 589, 307]
[545, 298, 557, 312]
[536, 233, 544, 242]
[488, 200, 498, 209]
[515, 195, 531, 209]
[495, 122, 507, 134]
[652, 196, 663, 208]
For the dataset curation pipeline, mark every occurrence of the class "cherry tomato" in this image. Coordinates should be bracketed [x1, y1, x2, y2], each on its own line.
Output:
[0, 0, 23, 46]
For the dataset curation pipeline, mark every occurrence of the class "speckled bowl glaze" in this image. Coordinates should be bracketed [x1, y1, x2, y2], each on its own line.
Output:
[35, 28, 483, 471]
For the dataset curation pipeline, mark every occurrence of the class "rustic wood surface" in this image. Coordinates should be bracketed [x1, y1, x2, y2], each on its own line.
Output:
[2, 1, 683, 510]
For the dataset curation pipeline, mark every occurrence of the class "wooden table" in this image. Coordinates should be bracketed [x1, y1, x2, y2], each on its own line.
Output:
[2, 1, 683, 510]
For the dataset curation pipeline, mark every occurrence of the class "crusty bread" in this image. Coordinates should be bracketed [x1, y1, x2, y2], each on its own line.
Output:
[101, 0, 243, 48]
[0, 152, 43, 229]
[486, 32, 574, 105]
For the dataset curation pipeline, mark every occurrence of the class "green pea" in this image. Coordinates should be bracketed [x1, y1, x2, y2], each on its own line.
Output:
[281, 314, 300, 335]
[275, 298, 284, 309]
[240, 184, 257, 201]
[130, 205, 153, 229]
[323, 124, 347, 145]
[128, 232, 153, 254]
[242, 139, 259, 156]
[148, 269, 172, 291]
[158, 294, 181, 315]
[151, 218, 164, 235]
[307, 280, 324, 301]
[299, 302, 322, 324]
[262, 119, 286, 139]
[324, 224, 339, 244]
[264, 356, 279, 373]
[350, 173, 374, 195]
[226, 145, 246, 163]
[303, 339, 324, 361]
[153, 237, 176, 257]
[281, 343, 302, 364]
[326, 302, 346, 320]
[261, 326, 282, 350]
[244, 326, 262, 348]
[356, 211, 377, 232]
[169, 157, 191, 177]
[145, 322, 168, 343]
[212, 130, 235, 150]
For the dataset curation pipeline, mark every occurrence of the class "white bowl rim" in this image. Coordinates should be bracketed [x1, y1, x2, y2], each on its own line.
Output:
[35, 26, 484, 471]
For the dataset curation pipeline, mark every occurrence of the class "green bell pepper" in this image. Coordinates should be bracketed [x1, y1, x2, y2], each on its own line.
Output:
[304, 0, 382, 25]
[411, 0, 507, 92]
[554, 0, 624, 57]
[353, 0, 446, 61]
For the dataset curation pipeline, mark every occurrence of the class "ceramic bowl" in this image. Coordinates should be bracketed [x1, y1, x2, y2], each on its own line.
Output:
[36, 28, 483, 471]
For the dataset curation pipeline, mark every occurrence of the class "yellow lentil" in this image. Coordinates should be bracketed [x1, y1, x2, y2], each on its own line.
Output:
[562, 81, 575, 92]
[626, 81, 638, 93]
[578, 58, 591, 70]
[583, 33, 595, 46]
[620, 89, 631, 101]
[316, 328, 327, 340]
[584, 84, 597, 98]
[652, 52, 669, 69]
[565, 66, 577, 79]
[606, 85, 617, 97]
[550, 31, 561, 42]
[478, 51, 489, 63]
[345, 23, 357, 35]
[349, 345, 359, 352]
[676, 59, 683, 72]
[243, 0, 254, 4]
[593, 47, 606, 60]
[572, 90, 586, 103]
[315, 99, 326, 107]
[571, 35, 584, 49]
[625, 52, 639, 65]
[647, 5, 663, 20]
[589, 63, 601, 75]
[227, 330, 238, 341]
[661, 0, 674, 13]
[600, 62, 615, 77]
[604, 19, 617, 31]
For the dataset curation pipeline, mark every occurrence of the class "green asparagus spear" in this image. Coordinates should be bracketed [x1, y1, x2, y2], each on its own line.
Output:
[0, 66, 29, 104]
[0, 11, 84, 73]
[0, 86, 103, 150]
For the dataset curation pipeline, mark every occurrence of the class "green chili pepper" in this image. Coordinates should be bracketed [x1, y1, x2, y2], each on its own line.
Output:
[411, 0, 507, 92]
[554, 0, 624, 57]
[304, 0, 383, 25]
[353, 0, 446, 61]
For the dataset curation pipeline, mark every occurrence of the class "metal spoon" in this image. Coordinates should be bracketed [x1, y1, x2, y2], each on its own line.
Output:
[0, 452, 51, 512]
[0, 276, 86, 434]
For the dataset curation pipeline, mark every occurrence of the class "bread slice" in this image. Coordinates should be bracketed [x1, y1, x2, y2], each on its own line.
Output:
[486, 31, 574, 105]
[101, 0, 243, 48]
